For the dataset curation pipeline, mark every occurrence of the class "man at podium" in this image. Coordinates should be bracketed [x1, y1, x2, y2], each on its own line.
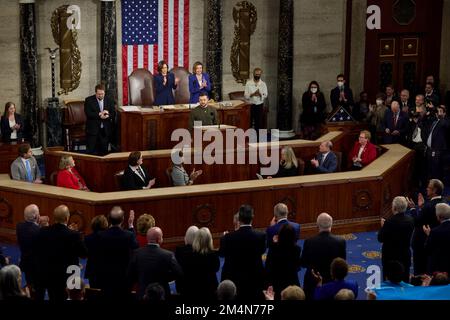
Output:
[188, 92, 218, 130]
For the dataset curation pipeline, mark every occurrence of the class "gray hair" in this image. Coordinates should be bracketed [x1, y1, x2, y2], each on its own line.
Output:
[0, 265, 22, 299]
[274, 203, 288, 219]
[217, 280, 237, 301]
[429, 179, 444, 196]
[184, 225, 199, 245]
[317, 212, 333, 231]
[436, 203, 450, 221]
[392, 196, 408, 214]
[23, 204, 39, 222]
[334, 288, 355, 300]
[324, 140, 333, 149]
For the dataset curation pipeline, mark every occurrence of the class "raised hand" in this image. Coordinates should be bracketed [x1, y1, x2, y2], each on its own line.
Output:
[423, 224, 431, 236]
[128, 210, 135, 228]
[418, 193, 425, 208]
[263, 286, 274, 301]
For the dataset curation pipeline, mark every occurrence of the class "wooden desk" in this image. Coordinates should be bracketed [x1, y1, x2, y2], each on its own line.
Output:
[0, 144, 414, 248]
[44, 131, 346, 192]
[120, 100, 251, 151]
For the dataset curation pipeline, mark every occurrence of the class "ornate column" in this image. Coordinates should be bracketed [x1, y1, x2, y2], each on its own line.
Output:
[100, 0, 118, 150]
[276, 0, 295, 138]
[100, 0, 118, 103]
[205, 0, 223, 102]
[20, 0, 39, 146]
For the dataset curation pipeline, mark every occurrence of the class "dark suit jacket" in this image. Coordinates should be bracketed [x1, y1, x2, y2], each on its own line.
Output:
[96, 226, 139, 296]
[84, 95, 116, 136]
[274, 163, 298, 178]
[121, 165, 154, 190]
[425, 221, 450, 274]
[377, 212, 414, 267]
[84, 231, 104, 287]
[16, 221, 40, 274]
[0, 248, 6, 267]
[266, 219, 300, 248]
[301, 231, 346, 297]
[265, 243, 301, 299]
[314, 152, 337, 173]
[411, 197, 445, 250]
[154, 73, 177, 105]
[426, 118, 449, 151]
[219, 226, 266, 300]
[330, 86, 354, 111]
[300, 91, 327, 125]
[0, 113, 24, 142]
[175, 250, 220, 301]
[34, 224, 87, 286]
[383, 110, 408, 144]
[127, 244, 183, 299]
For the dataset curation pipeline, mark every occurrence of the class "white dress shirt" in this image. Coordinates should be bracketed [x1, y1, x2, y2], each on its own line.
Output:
[244, 79, 268, 106]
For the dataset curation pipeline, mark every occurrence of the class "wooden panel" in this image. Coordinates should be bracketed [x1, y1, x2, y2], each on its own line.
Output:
[120, 101, 251, 152]
[1, 144, 414, 248]
[379, 38, 396, 57]
[364, 0, 443, 100]
[44, 132, 346, 192]
[0, 143, 22, 174]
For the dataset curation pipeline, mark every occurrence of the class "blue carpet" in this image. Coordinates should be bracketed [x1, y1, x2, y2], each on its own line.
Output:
[1, 231, 382, 300]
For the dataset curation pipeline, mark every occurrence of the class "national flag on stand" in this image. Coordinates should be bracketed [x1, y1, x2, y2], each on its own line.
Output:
[327, 106, 355, 123]
[121, 0, 190, 105]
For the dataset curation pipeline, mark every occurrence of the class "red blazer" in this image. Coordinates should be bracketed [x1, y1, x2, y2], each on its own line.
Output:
[349, 141, 377, 167]
[56, 168, 87, 190]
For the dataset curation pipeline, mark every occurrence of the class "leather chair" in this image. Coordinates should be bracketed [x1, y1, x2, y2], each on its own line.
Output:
[228, 91, 245, 101]
[49, 170, 58, 186]
[114, 170, 125, 190]
[170, 67, 190, 104]
[166, 167, 174, 186]
[128, 68, 155, 107]
[63, 100, 87, 151]
[335, 151, 342, 172]
[297, 158, 305, 176]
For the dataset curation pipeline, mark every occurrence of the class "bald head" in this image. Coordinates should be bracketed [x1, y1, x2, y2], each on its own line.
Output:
[317, 212, 333, 232]
[147, 227, 163, 244]
[53, 205, 70, 224]
[109, 206, 124, 226]
[24, 204, 39, 223]
[319, 141, 332, 153]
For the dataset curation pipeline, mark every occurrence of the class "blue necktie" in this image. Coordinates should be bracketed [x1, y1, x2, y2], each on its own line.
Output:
[25, 160, 33, 182]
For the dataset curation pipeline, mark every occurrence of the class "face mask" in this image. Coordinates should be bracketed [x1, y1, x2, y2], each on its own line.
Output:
[254, 76, 261, 81]
[311, 88, 318, 94]
[337, 81, 344, 88]
[376, 99, 383, 106]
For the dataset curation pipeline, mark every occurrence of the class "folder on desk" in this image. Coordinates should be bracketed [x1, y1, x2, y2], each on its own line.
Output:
[120, 106, 141, 112]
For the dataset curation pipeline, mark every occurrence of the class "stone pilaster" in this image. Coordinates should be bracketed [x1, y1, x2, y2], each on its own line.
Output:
[101, 0, 118, 103]
[205, 0, 223, 101]
[20, 0, 39, 146]
[276, 0, 294, 137]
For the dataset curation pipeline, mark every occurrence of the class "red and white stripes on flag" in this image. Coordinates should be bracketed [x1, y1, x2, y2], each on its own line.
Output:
[121, 0, 190, 105]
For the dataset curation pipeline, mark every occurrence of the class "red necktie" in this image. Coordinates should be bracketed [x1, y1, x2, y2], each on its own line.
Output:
[393, 114, 397, 127]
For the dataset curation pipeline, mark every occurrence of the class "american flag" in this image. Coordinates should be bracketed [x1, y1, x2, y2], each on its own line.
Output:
[121, 0, 190, 105]
[327, 107, 355, 122]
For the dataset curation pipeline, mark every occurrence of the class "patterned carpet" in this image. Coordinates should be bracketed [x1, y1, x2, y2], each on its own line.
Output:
[1, 231, 382, 300]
